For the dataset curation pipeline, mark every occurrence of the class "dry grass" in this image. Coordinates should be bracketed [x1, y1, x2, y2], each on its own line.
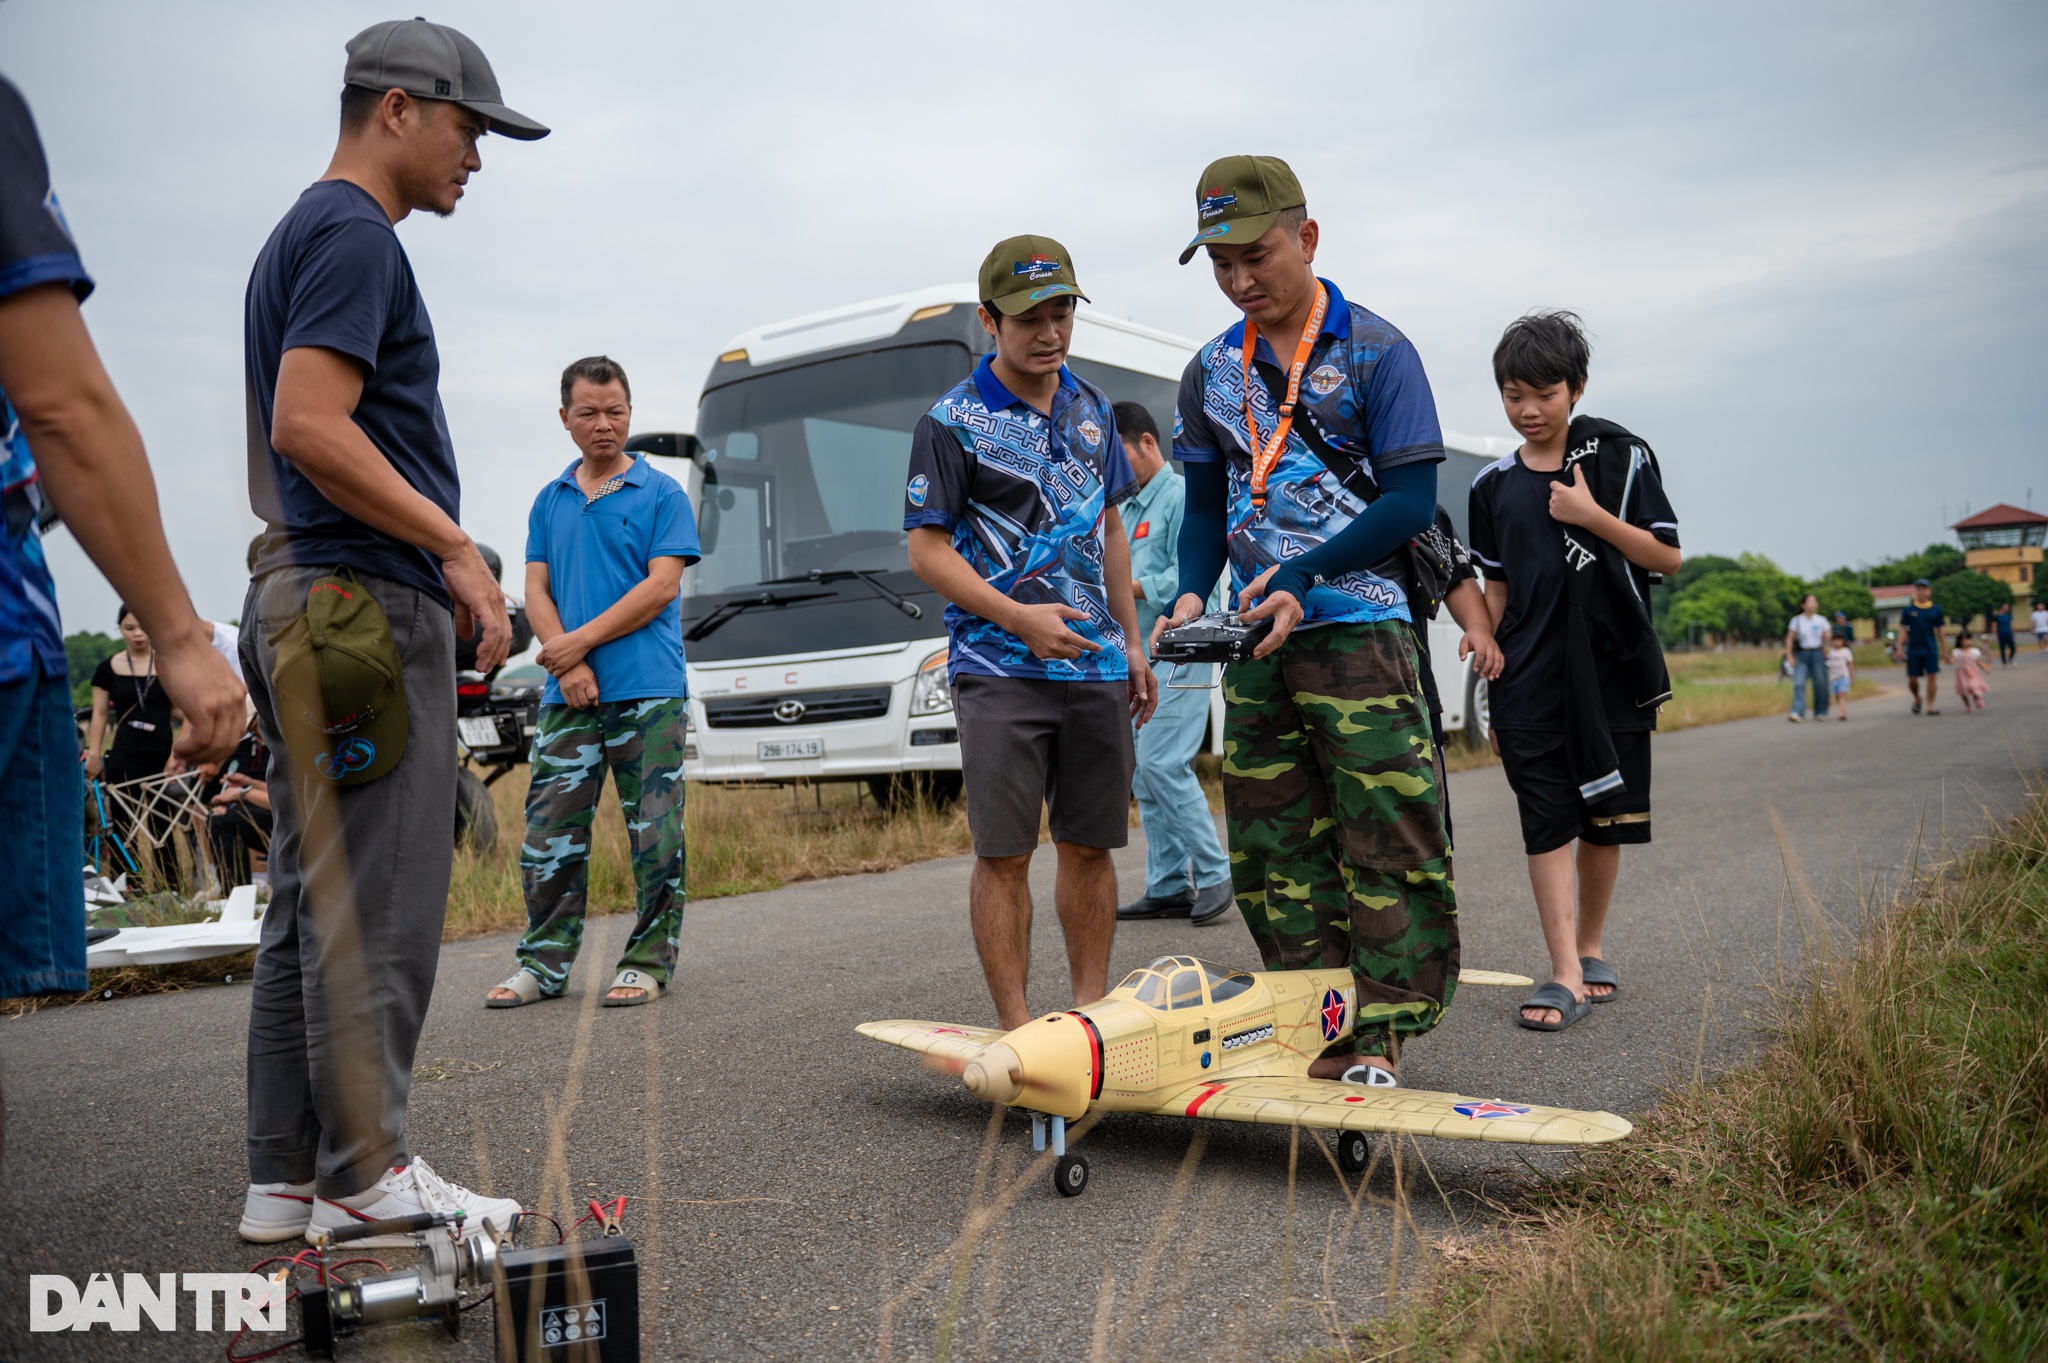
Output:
[1354, 783, 2048, 1362]
[442, 769, 975, 941]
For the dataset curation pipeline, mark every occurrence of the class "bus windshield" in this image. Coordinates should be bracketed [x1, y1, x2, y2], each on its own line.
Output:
[691, 342, 975, 596]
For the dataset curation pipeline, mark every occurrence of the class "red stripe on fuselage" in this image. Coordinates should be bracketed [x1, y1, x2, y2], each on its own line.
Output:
[1067, 1012, 1106, 1101]
[1185, 1083, 1226, 1116]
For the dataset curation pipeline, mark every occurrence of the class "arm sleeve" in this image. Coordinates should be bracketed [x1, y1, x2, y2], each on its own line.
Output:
[0, 80, 92, 303]
[524, 489, 550, 564]
[1627, 455, 1681, 548]
[1097, 405, 1138, 505]
[278, 216, 401, 372]
[91, 656, 114, 691]
[1466, 471, 1501, 576]
[650, 478, 702, 566]
[1169, 356, 1226, 463]
[1362, 340, 1445, 473]
[1268, 459, 1437, 603]
[1174, 458, 1229, 606]
[1135, 479, 1185, 606]
[903, 414, 969, 532]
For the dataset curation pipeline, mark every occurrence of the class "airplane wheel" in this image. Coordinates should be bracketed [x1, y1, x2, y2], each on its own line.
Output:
[1053, 1154, 1090, 1198]
[1336, 1130, 1371, 1175]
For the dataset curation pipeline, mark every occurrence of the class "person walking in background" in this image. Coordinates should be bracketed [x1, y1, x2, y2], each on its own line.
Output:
[1468, 311, 1682, 1034]
[1831, 609, 1855, 646]
[904, 235, 1156, 1033]
[485, 357, 699, 1010]
[236, 18, 543, 1247]
[1990, 602, 2015, 666]
[1155, 157, 1456, 1086]
[0, 77, 244, 1001]
[1824, 633, 1855, 721]
[1950, 631, 1988, 713]
[1110, 401, 1232, 928]
[1894, 579, 1945, 715]
[2032, 602, 2048, 653]
[1784, 592, 1831, 722]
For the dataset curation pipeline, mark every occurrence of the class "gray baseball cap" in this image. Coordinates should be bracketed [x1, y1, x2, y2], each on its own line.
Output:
[344, 17, 550, 141]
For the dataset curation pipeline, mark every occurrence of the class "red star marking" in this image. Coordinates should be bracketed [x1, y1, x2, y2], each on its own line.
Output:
[1320, 990, 1346, 1040]
[1455, 1101, 1529, 1120]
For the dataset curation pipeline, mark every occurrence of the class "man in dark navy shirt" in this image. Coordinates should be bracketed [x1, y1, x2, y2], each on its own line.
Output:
[1158, 157, 1454, 1088]
[0, 77, 243, 1002]
[1894, 579, 1945, 715]
[236, 19, 545, 1251]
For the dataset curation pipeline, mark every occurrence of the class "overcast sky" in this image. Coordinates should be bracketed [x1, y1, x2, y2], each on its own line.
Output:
[6, 0, 2044, 636]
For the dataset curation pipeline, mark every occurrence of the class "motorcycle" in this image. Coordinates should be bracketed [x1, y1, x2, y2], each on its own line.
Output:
[452, 544, 536, 853]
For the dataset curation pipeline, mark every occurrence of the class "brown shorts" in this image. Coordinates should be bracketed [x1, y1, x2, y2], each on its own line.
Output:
[952, 674, 1134, 857]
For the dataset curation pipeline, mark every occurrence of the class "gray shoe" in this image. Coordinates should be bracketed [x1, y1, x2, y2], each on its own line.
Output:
[1189, 880, 1234, 925]
[1118, 891, 1195, 921]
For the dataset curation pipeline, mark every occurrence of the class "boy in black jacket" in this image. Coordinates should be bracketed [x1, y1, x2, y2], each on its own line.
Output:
[1467, 312, 1681, 1032]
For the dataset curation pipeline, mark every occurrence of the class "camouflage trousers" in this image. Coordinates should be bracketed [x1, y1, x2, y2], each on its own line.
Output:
[1222, 620, 1459, 1057]
[515, 699, 687, 994]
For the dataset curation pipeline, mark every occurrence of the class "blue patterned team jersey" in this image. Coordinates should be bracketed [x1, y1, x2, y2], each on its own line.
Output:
[904, 356, 1138, 682]
[1172, 278, 1444, 630]
[0, 78, 95, 685]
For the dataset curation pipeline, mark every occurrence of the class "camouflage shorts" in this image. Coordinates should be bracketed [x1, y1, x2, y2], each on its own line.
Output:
[515, 698, 687, 993]
[1222, 619, 1459, 1055]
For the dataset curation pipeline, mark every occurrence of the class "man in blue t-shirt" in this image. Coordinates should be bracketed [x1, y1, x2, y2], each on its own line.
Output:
[1894, 579, 1946, 715]
[1157, 157, 1455, 1088]
[485, 357, 700, 1012]
[904, 234, 1157, 1031]
[235, 19, 546, 1251]
[0, 77, 244, 1001]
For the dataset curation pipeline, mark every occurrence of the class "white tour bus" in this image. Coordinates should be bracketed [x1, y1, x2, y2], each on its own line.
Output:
[629, 285, 1514, 805]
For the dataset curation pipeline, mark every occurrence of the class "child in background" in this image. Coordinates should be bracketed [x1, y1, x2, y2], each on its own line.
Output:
[1824, 635, 1855, 721]
[1951, 631, 1988, 712]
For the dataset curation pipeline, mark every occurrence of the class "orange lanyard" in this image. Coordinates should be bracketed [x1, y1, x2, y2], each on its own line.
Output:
[1240, 281, 1328, 512]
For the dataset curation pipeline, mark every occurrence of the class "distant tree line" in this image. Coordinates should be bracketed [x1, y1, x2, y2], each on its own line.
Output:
[64, 631, 121, 709]
[1651, 542, 2016, 647]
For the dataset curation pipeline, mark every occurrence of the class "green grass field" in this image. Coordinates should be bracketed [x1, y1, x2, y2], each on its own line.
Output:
[1350, 783, 2048, 1362]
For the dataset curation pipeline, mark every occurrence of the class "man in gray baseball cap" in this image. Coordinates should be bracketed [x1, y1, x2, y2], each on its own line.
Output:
[343, 16, 549, 141]
[234, 17, 542, 1248]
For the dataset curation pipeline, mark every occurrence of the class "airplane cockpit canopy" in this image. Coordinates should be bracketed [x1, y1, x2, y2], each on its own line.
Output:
[1117, 957, 1258, 1009]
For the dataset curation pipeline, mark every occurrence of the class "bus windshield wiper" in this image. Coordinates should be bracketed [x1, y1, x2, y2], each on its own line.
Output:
[766, 569, 923, 620]
[683, 588, 834, 642]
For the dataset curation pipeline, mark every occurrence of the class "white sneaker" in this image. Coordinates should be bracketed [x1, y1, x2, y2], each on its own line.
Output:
[306, 1156, 521, 1247]
[238, 1179, 316, 1242]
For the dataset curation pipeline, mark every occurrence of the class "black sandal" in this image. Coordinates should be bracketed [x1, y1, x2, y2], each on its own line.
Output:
[1517, 981, 1592, 1032]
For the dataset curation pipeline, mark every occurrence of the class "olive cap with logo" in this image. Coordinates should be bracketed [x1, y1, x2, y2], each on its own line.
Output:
[343, 17, 550, 141]
[269, 572, 410, 787]
[978, 234, 1091, 316]
[1178, 155, 1305, 264]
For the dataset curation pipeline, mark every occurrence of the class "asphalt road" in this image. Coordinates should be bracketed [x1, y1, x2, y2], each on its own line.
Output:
[4, 656, 2043, 1361]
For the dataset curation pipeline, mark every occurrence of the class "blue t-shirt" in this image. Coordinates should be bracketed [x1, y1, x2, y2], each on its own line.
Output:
[244, 180, 460, 605]
[1900, 602, 1945, 656]
[1172, 278, 1444, 630]
[526, 454, 701, 705]
[0, 78, 93, 685]
[903, 357, 1137, 683]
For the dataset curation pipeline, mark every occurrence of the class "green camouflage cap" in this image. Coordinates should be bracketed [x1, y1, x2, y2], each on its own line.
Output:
[269, 571, 410, 787]
[978, 234, 1090, 316]
[1178, 155, 1306, 264]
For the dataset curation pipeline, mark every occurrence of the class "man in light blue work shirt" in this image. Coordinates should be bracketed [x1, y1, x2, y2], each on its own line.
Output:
[487, 356, 700, 1010]
[1112, 402, 1232, 924]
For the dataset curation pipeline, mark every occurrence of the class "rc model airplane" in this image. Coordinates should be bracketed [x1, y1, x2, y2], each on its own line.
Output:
[860, 956, 1631, 1197]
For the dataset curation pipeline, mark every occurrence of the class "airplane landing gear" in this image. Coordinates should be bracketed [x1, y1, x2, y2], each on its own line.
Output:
[1031, 1112, 1089, 1197]
[1336, 1129, 1371, 1175]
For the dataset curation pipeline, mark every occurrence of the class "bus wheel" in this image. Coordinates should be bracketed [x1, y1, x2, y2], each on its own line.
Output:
[1462, 672, 1491, 747]
[867, 772, 963, 812]
[456, 765, 499, 853]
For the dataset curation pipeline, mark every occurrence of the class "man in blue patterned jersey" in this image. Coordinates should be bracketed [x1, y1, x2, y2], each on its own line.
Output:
[1155, 157, 1458, 1087]
[905, 234, 1157, 1031]
[0, 76, 244, 1002]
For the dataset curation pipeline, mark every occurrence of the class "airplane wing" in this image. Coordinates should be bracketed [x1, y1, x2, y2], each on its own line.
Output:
[1145, 1077, 1631, 1146]
[857, 1020, 1007, 1068]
